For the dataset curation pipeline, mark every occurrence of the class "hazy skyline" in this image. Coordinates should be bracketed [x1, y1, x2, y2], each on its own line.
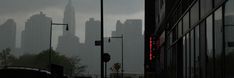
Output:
[0, 0, 144, 48]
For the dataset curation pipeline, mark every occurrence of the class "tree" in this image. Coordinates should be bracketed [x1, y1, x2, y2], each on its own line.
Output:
[110, 63, 121, 78]
[11, 49, 86, 77]
[0, 48, 17, 67]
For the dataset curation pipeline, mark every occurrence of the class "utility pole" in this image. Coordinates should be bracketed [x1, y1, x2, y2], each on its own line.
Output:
[100, 0, 104, 78]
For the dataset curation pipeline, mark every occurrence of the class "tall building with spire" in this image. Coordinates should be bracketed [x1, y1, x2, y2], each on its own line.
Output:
[56, 0, 80, 56]
[63, 0, 75, 35]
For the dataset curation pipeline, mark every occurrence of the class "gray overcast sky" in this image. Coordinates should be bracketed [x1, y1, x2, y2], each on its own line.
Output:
[0, 0, 144, 48]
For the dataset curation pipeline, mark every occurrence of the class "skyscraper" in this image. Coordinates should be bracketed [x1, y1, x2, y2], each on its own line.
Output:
[56, 0, 80, 56]
[63, 0, 75, 35]
[83, 18, 101, 75]
[85, 18, 100, 45]
[108, 19, 144, 74]
[21, 12, 51, 54]
[0, 19, 16, 51]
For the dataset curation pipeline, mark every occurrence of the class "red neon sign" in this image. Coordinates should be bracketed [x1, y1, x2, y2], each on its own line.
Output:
[149, 36, 153, 62]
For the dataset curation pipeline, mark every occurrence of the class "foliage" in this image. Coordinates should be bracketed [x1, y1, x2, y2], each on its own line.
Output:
[0, 48, 86, 77]
[0, 48, 17, 66]
[110, 63, 121, 73]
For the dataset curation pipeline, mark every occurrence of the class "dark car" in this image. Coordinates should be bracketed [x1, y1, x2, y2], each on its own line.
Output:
[0, 67, 52, 78]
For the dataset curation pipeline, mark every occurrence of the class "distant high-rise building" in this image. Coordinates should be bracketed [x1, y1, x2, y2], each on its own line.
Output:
[56, 0, 80, 56]
[0, 19, 16, 51]
[21, 12, 51, 54]
[108, 19, 144, 74]
[83, 18, 101, 75]
[63, 0, 75, 35]
[85, 18, 100, 45]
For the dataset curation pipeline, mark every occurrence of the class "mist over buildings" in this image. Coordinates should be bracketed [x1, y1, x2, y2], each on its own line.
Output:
[0, 0, 144, 77]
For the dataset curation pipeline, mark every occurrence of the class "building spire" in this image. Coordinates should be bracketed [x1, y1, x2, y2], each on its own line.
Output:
[63, 0, 75, 35]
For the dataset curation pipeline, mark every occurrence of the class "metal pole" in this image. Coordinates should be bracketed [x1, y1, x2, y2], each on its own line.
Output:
[101, 0, 104, 78]
[121, 34, 123, 78]
[49, 20, 52, 71]
[105, 63, 107, 78]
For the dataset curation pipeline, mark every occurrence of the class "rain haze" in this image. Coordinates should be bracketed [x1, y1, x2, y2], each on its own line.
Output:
[0, 0, 144, 77]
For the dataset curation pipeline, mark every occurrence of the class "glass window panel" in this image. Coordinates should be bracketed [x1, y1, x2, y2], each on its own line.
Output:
[183, 13, 190, 34]
[191, 30, 195, 78]
[200, 21, 206, 78]
[195, 25, 200, 78]
[173, 27, 177, 42]
[200, 0, 213, 18]
[215, 0, 223, 7]
[183, 36, 186, 78]
[171, 45, 177, 77]
[186, 33, 190, 78]
[167, 48, 171, 67]
[225, 0, 234, 77]
[191, 1, 199, 26]
[214, 7, 223, 78]
[178, 21, 182, 38]
[206, 15, 214, 78]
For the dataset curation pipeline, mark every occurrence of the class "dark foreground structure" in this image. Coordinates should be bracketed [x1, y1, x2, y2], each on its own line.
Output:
[145, 0, 234, 78]
[0, 65, 67, 78]
[0, 68, 52, 78]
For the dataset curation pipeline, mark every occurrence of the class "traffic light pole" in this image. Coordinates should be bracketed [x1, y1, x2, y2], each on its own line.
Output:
[49, 20, 68, 71]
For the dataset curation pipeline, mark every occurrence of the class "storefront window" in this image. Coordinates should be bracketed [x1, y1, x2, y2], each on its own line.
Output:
[225, 0, 234, 77]
[200, 0, 213, 18]
[178, 21, 182, 38]
[186, 33, 190, 78]
[200, 21, 206, 78]
[215, 0, 224, 7]
[191, 1, 199, 27]
[173, 27, 177, 42]
[195, 26, 200, 78]
[183, 13, 190, 34]
[206, 15, 214, 78]
[183, 36, 186, 78]
[191, 30, 195, 78]
[214, 7, 223, 78]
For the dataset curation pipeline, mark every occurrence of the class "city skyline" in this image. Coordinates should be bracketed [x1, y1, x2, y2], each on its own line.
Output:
[0, 12, 144, 77]
[0, 0, 144, 48]
[0, 0, 144, 77]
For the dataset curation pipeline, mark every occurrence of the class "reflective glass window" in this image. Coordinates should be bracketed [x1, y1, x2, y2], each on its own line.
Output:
[183, 13, 190, 34]
[186, 33, 190, 78]
[225, 0, 234, 77]
[191, 1, 199, 26]
[191, 29, 195, 78]
[178, 21, 183, 38]
[206, 15, 214, 78]
[200, 0, 213, 18]
[183, 36, 186, 78]
[214, 7, 223, 78]
[200, 21, 206, 78]
[195, 26, 200, 78]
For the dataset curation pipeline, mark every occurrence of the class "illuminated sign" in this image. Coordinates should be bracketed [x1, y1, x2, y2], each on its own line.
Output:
[149, 36, 153, 62]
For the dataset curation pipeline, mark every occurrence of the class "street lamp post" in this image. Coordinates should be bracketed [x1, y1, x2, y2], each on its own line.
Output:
[100, 0, 104, 78]
[49, 20, 68, 71]
[108, 34, 124, 78]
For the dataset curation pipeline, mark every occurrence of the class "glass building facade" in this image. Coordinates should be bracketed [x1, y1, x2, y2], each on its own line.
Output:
[152, 0, 234, 78]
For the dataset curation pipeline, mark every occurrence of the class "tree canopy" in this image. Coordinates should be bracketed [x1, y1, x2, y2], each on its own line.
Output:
[0, 48, 86, 77]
